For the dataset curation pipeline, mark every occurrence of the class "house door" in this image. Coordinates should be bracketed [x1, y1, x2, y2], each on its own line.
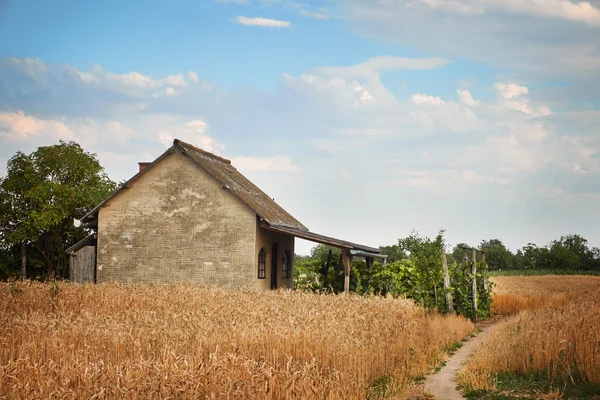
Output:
[271, 243, 278, 290]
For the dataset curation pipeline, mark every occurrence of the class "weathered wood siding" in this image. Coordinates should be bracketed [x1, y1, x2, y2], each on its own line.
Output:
[96, 151, 260, 287]
[69, 246, 96, 283]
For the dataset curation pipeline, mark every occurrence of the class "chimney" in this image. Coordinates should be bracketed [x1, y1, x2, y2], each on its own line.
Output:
[138, 162, 151, 172]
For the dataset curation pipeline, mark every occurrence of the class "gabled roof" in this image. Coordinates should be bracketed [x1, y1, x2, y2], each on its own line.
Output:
[81, 139, 307, 230]
[176, 140, 307, 230]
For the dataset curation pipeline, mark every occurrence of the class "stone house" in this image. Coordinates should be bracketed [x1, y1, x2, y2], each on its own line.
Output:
[67, 139, 384, 291]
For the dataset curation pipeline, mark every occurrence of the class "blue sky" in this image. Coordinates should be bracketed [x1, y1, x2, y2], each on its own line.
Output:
[1, 0, 599, 254]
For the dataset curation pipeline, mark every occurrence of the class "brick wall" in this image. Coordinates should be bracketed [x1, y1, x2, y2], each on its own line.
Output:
[96, 151, 261, 287]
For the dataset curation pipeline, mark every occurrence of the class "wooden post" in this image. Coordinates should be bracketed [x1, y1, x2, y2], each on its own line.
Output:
[365, 257, 374, 270]
[482, 252, 488, 292]
[322, 249, 333, 277]
[342, 249, 352, 294]
[471, 248, 477, 323]
[441, 249, 454, 314]
[21, 242, 26, 280]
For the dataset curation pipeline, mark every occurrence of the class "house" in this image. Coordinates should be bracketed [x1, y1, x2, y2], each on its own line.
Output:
[67, 139, 385, 291]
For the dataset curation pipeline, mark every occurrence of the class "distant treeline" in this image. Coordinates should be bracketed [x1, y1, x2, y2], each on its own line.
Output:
[468, 235, 599, 272]
[376, 234, 600, 272]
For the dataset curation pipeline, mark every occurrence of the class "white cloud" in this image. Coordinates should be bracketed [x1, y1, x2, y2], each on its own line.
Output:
[345, 0, 600, 80]
[231, 155, 300, 172]
[281, 73, 376, 108]
[158, 119, 223, 154]
[0, 110, 72, 141]
[410, 93, 446, 105]
[313, 56, 450, 81]
[152, 86, 177, 98]
[457, 89, 480, 107]
[404, 0, 600, 26]
[0, 58, 48, 83]
[236, 16, 291, 28]
[494, 82, 552, 116]
[164, 75, 187, 87]
[188, 71, 199, 83]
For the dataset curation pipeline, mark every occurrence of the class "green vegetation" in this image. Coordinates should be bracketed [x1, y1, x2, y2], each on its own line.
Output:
[295, 230, 493, 320]
[478, 236, 600, 273]
[0, 141, 116, 280]
[464, 373, 600, 400]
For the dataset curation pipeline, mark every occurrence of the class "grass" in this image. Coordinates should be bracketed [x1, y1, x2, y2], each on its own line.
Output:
[464, 373, 600, 400]
[458, 275, 600, 399]
[0, 281, 474, 399]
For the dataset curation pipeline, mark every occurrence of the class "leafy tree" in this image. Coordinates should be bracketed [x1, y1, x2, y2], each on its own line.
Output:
[378, 244, 406, 263]
[0, 141, 116, 279]
[451, 243, 471, 265]
[519, 243, 549, 270]
[479, 239, 514, 271]
[549, 234, 595, 271]
[398, 229, 446, 308]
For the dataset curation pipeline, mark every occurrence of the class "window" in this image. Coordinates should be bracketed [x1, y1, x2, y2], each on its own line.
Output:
[258, 248, 266, 279]
[282, 250, 291, 279]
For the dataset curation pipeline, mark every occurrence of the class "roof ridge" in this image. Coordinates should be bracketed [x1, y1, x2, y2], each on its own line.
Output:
[174, 139, 232, 165]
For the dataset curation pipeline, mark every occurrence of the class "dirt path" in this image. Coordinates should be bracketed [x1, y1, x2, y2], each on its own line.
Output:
[423, 322, 498, 400]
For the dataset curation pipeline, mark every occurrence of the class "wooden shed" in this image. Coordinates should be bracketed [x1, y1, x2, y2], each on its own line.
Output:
[66, 234, 97, 283]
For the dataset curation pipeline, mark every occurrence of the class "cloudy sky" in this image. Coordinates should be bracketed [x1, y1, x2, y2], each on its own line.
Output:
[1, 0, 599, 254]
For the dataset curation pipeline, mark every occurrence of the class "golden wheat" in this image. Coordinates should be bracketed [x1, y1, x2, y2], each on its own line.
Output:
[458, 276, 600, 393]
[491, 275, 600, 315]
[0, 282, 473, 399]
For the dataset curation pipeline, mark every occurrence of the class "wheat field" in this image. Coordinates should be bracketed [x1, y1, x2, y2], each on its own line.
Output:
[491, 275, 600, 315]
[458, 275, 600, 393]
[0, 281, 474, 399]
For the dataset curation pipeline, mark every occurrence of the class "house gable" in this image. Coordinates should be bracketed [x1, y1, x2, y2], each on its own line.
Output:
[175, 140, 306, 230]
[96, 150, 259, 285]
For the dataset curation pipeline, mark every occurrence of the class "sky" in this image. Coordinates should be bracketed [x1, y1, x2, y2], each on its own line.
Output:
[1, 0, 599, 255]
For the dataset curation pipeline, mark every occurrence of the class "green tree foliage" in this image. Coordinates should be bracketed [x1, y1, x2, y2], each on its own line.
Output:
[397, 229, 446, 308]
[377, 244, 406, 263]
[449, 249, 492, 320]
[294, 230, 494, 320]
[512, 235, 599, 272]
[479, 239, 514, 271]
[0, 141, 116, 279]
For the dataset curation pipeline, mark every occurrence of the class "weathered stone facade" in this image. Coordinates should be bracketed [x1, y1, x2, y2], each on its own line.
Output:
[96, 151, 277, 287]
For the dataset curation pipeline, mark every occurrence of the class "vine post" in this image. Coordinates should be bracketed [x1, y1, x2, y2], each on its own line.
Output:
[471, 248, 477, 322]
[441, 247, 454, 314]
[21, 242, 26, 280]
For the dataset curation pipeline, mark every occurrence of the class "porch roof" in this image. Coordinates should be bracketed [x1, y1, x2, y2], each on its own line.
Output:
[262, 223, 385, 257]
[66, 233, 97, 254]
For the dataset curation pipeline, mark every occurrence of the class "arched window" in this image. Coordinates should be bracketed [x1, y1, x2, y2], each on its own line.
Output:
[282, 250, 291, 279]
[258, 248, 266, 279]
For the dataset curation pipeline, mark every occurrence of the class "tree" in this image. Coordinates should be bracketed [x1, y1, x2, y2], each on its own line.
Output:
[398, 229, 445, 308]
[549, 234, 595, 271]
[0, 141, 116, 279]
[479, 239, 514, 271]
[451, 243, 470, 265]
[378, 244, 406, 263]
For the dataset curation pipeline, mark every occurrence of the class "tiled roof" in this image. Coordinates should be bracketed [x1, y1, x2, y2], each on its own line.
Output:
[175, 140, 307, 230]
